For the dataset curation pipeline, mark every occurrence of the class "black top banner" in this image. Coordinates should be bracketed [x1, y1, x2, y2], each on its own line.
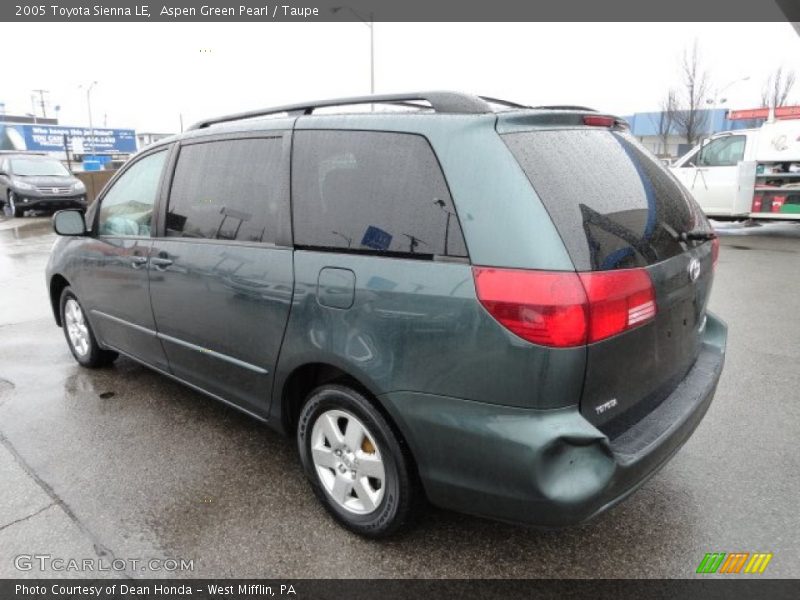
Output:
[3, 0, 800, 22]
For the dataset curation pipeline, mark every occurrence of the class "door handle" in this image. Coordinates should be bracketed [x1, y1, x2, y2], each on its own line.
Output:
[131, 255, 148, 269]
[150, 256, 173, 271]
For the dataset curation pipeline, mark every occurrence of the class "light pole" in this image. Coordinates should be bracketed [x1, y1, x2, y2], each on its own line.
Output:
[331, 6, 375, 95]
[706, 76, 750, 110]
[80, 81, 99, 160]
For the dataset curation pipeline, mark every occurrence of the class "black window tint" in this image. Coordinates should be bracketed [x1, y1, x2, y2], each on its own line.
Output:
[503, 129, 707, 271]
[98, 150, 167, 237]
[167, 137, 285, 243]
[292, 130, 467, 257]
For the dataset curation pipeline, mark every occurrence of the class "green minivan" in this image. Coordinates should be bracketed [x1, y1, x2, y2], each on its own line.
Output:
[46, 92, 726, 537]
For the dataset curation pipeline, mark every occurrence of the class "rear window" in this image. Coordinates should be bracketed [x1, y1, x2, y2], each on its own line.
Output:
[503, 129, 706, 271]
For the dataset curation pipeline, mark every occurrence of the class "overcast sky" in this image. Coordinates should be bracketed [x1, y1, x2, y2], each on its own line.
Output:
[3, 22, 799, 132]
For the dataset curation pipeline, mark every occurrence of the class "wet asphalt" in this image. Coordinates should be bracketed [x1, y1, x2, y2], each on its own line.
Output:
[0, 215, 798, 579]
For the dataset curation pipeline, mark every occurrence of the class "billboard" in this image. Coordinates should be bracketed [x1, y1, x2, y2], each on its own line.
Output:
[0, 122, 137, 155]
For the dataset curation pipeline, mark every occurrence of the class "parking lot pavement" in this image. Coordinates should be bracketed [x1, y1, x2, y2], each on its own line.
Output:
[0, 215, 799, 579]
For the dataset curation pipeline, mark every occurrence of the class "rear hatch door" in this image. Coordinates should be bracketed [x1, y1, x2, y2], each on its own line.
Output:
[502, 124, 715, 434]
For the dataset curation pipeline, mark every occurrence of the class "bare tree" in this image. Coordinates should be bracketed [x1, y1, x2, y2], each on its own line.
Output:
[654, 88, 678, 156]
[673, 41, 711, 146]
[761, 67, 796, 108]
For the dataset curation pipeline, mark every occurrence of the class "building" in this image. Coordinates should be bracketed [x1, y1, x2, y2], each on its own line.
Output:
[623, 108, 762, 159]
[137, 132, 174, 149]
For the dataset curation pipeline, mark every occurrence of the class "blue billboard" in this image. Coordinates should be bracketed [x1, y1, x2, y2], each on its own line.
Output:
[0, 122, 137, 155]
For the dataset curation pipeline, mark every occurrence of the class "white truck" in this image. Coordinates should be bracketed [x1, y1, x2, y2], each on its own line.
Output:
[670, 106, 800, 220]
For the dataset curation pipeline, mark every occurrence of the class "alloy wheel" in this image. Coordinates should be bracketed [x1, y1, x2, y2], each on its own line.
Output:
[310, 409, 386, 514]
[64, 298, 90, 357]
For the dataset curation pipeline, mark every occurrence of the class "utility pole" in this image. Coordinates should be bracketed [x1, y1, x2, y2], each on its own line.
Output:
[80, 82, 99, 160]
[331, 6, 375, 96]
[32, 89, 50, 118]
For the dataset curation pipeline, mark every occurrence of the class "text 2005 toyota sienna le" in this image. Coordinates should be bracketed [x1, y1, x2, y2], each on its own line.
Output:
[46, 92, 726, 537]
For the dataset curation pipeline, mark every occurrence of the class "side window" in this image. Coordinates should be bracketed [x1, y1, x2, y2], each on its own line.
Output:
[166, 137, 286, 243]
[698, 136, 746, 167]
[98, 150, 167, 237]
[292, 130, 467, 258]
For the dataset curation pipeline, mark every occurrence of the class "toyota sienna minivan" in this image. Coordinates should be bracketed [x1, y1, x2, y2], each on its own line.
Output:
[46, 92, 727, 537]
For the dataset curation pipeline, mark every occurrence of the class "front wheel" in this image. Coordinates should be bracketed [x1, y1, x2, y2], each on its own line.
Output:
[297, 384, 418, 537]
[5, 192, 23, 218]
[59, 287, 118, 368]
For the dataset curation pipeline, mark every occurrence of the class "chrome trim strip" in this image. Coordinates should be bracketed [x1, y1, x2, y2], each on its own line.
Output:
[156, 332, 269, 375]
[91, 310, 268, 375]
[91, 309, 157, 336]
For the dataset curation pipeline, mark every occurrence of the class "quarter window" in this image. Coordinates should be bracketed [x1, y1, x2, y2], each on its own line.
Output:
[98, 150, 167, 237]
[166, 137, 286, 243]
[292, 130, 467, 258]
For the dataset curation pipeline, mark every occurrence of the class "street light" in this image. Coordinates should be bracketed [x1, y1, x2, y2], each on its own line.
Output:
[79, 81, 99, 161]
[331, 5, 375, 96]
[706, 75, 751, 109]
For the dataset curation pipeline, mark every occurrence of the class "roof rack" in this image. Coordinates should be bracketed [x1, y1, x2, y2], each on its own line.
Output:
[189, 91, 500, 130]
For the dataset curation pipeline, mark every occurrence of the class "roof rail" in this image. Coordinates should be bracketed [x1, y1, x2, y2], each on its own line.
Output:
[532, 105, 598, 112]
[189, 91, 495, 130]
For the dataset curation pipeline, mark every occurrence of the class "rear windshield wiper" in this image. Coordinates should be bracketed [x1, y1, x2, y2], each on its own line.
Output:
[678, 229, 717, 242]
[662, 223, 717, 242]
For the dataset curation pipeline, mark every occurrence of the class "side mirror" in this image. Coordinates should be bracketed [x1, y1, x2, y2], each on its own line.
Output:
[53, 209, 87, 236]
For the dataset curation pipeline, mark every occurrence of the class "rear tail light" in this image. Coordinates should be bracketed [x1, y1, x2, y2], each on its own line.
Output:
[771, 195, 786, 213]
[579, 270, 656, 343]
[752, 194, 763, 212]
[711, 237, 720, 269]
[583, 115, 616, 127]
[472, 267, 657, 348]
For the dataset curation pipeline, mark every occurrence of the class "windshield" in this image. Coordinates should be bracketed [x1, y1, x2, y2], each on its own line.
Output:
[10, 158, 70, 177]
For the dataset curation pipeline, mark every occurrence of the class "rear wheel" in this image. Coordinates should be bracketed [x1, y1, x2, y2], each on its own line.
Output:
[59, 287, 118, 368]
[4, 192, 23, 218]
[297, 384, 418, 537]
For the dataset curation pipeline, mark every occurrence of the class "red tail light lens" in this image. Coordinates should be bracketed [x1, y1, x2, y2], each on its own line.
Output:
[583, 115, 616, 127]
[711, 237, 720, 269]
[472, 267, 657, 348]
[579, 270, 657, 343]
[472, 268, 588, 347]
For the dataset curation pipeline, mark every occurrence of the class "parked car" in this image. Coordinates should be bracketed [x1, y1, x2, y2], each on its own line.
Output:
[0, 153, 87, 217]
[45, 92, 727, 537]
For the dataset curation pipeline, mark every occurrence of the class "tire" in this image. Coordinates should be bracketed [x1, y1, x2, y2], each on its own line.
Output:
[5, 191, 23, 218]
[59, 287, 118, 368]
[297, 384, 418, 538]
[6, 192, 25, 219]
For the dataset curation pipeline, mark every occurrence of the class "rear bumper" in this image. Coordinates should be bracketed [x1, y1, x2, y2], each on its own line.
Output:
[380, 312, 727, 527]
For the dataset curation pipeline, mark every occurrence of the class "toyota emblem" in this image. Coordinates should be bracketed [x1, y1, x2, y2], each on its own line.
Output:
[688, 257, 701, 282]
